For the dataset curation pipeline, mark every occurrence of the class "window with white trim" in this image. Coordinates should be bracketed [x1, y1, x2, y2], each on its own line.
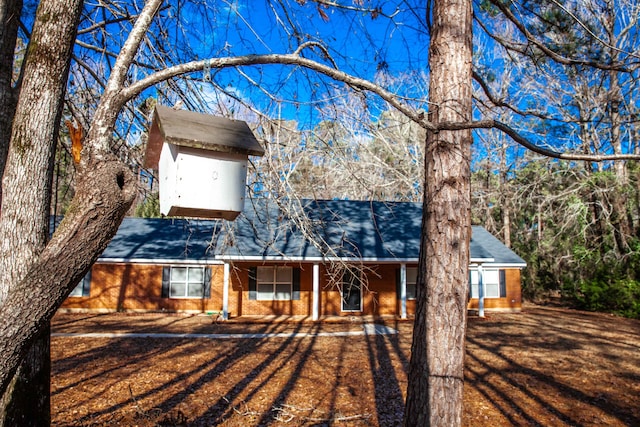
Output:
[69, 281, 85, 297]
[469, 269, 501, 299]
[69, 271, 91, 297]
[256, 266, 292, 301]
[406, 267, 418, 300]
[169, 266, 206, 298]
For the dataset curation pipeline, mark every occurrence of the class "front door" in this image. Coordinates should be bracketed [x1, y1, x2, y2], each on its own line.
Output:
[341, 271, 362, 311]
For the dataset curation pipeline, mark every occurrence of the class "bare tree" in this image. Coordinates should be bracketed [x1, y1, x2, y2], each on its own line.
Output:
[2, 1, 640, 426]
[0, 4, 437, 417]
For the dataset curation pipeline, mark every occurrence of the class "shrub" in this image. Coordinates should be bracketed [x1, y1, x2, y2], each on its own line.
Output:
[570, 278, 640, 319]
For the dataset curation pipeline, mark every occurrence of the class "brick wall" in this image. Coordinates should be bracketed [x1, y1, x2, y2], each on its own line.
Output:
[61, 263, 225, 313]
[61, 261, 523, 316]
[467, 268, 522, 312]
[230, 263, 313, 317]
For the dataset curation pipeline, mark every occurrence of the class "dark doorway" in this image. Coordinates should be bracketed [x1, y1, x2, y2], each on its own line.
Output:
[342, 270, 362, 311]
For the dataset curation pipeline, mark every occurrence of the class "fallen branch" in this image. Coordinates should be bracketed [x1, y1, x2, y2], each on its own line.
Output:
[272, 403, 372, 423]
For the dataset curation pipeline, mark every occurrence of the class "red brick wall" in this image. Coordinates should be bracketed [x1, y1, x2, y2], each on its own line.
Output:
[320, 265, 397, 316]
[230, 263, 313, 317]
[229, 263, 399, 317]
[467, 268, 522, 312]
[366, 265, 397, 315]
[61, 263, 224, 313]
[61, 262, 522, 316]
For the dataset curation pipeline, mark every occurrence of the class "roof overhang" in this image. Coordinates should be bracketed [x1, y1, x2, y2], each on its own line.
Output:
[95, 256, 525, 269]
[96, 258, 224, 266]
[469, 257, 495, 264]
[216, 255, 501, 264]
[144, 105, 264, 168]
[470, 263, 527, 269]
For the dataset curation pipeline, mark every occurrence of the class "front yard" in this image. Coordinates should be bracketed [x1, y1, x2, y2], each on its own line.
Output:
[51, 305, 640, 426]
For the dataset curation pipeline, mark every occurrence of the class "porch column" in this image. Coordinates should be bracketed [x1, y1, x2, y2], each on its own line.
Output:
[312, 263, 320, 321]
[478, 263, 485, 318]
[400, 263, 407, 319]
[223, 262, 230, 320]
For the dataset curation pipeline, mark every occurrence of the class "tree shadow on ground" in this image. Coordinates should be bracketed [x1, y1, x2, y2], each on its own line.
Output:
[52, 307, 640, 426]
[464, 307, 640, 426]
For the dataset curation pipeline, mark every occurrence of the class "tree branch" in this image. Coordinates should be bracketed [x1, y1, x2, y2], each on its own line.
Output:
[120, 50, 435, 132]
[75, 40, 157, 70]
[77, 14, 135, 35]
[438, 119, 640, 161]
[120, 45, 640, 163]
[472, 70, 551, 120]
[546, 0, 640, 61]
[309, 0, 400, 18]
[487, 0, 629, 72]
[105, 0, 163, 96]
[84, 0, 164, 159]
[72, 54, 107, 92]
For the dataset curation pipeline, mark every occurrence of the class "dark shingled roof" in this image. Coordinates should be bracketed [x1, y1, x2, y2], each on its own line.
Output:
[98, 199, 525, 266]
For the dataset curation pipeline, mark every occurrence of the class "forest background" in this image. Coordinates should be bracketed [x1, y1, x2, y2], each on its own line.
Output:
[43, 0, 640, 319]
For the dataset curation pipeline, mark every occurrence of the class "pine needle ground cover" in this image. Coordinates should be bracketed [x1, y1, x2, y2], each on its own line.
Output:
[51, 305, 639, 426]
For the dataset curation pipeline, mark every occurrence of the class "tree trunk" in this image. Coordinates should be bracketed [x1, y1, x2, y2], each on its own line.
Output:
[403, 0, 473, 425]
[0, 0, 22, 197]
[0, 0, 82, 424]
[0, 328, 50, 426]
[608, 73, 630, 254]
[0, 157, 137, 399]
[500, 141, 511, 248]
[605, 5, 631, 255]
[0, 0, 154, 402]
[502, 204, 511, 248]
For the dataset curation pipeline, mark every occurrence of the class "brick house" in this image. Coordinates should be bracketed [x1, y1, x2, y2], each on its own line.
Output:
[61, 199, 526, 319]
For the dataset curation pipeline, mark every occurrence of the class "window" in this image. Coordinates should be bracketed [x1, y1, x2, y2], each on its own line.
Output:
[469, 269, 501, 299]
[69, 271, 91, 297]
[162, 266, 210, 298]
[256, 266, 292, 300]
[248, 267, 300, 301]
[69, 281, 84, 297]
[406, 267, 417, 300]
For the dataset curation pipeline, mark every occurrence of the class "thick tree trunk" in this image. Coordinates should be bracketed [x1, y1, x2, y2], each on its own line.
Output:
[0, 328, 50, 426]
[0, 0, 155, 405]
[403, 0, 473, 425]
[0, 0, 22, 185]
[0, 157, 137, 399]
[0, 0, 82, 299]
[0, 0, 82, 424]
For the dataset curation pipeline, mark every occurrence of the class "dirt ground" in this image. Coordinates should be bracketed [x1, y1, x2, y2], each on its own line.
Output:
[50, 304, 640, 426]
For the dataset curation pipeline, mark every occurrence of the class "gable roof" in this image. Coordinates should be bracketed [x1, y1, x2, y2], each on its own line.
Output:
[144, 105, 264, 168]
[97, 199, 525, 267]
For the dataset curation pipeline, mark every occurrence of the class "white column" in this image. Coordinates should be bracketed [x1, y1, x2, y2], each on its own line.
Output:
[478, 263, 485, 318]
[312, 264, 320, 321]
[223, 262, 230, 320]
[400, 263, 407, 319]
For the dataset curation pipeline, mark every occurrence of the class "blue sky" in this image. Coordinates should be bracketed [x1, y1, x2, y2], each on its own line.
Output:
[171, 1, 432, 127]
[51, 0, 640, 174]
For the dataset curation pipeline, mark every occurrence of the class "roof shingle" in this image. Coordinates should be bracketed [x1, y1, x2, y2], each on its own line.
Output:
[98, 199, 525, 266]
